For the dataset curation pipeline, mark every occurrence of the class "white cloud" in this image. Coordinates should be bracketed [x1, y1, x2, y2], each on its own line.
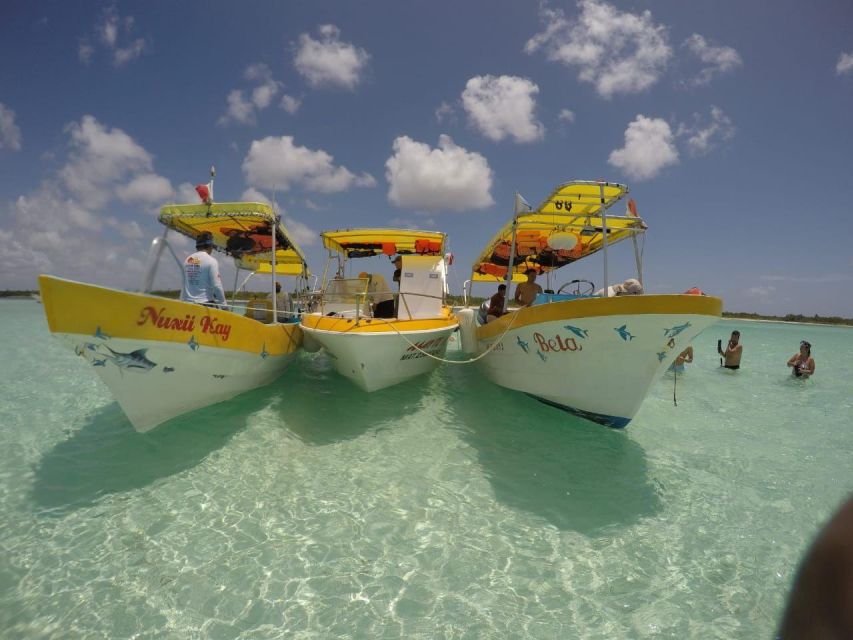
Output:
[220, 63, 286, 125]
[837, 52, 853, 75]
[0, 117, 174, 289]
[119, 173, 174, 205]
[280, 94, 301, 114]
[385, 135, 494, 211]
[81, 6, 147, 67]
[558, 109, 576, 123]
[240, 188, 318, 246]
[242, 135, 375, 193]
[221, 90, 256, 125]
[435, 102, 455, 123]
[293, 24, 370, 90]
[175, 181, 200, 203]
[745, 285, 775, 301]
[60, 115, 154, 209]
[0, 103, 22, 151]
[525, 1, 671, 99]
[678, 106, 735, 156]
[683, 34, 742, 86]
[608, 115, 678, 181]
[461, 75, 545, 143]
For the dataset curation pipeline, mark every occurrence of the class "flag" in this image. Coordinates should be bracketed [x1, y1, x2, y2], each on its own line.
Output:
[195, 181, 213, 204]
[514, 192, 532, 215]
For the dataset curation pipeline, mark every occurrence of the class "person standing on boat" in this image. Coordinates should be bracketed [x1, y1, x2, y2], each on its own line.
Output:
[718, 330, 742, 370]
[787, 341, 815, 378]
[514, 269, 543, 307]
[181, 231, 226, 308]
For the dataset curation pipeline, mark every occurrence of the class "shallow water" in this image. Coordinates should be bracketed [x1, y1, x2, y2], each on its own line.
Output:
[1, 299, 851, 638]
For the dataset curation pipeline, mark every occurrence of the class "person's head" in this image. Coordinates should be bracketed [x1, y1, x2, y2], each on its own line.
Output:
[730, 330, 740, 344]
[525, 268, 537, 282]
[393, 256, 402, 267]
[195, 231, 214, 253]
[275, 282, 281, 293]
[800, 340, 811, 356]
[497, 284, 506, 293]
[358, 271, 370, 282]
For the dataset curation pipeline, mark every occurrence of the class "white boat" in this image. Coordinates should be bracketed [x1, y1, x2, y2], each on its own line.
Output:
[458, 180, 722, 428]
[39, 186, 311, 432]
[300, 229, 458, 391]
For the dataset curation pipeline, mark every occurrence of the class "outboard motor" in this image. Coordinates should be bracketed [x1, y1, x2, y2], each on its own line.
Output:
[455, 308, 478, 355]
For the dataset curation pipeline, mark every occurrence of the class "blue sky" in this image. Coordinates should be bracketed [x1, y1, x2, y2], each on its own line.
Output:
[1, 0, 852, 316]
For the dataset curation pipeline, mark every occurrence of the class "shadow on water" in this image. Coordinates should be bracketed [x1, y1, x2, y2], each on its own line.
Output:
[276, 353, 426, 445]
[445, 367, 661, 535]
[30, 385, 272, 515]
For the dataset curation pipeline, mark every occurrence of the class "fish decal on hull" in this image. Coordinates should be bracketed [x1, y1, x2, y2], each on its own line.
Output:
[516, 336, 529, 353]
[664, 322, 691, 339]
[563, 325, 589, 339]
[614, 325, 635, 341]
[101, 346, 157, 373]
[94, 326, 111, 340]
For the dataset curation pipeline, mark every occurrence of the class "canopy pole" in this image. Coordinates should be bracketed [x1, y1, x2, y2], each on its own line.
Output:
[600, 182, 609, 297]
[501, 203, 520, 313]
[632, 232, 644, 287]
[232, 267, 240, 300]
[271, 214, 278, 323]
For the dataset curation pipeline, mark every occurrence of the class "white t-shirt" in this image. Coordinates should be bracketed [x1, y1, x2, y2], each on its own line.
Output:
[180, 250, 226, 305]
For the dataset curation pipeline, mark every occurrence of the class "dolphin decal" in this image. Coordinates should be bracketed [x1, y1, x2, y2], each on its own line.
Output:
[614, 325, 635, 341]
[516, 336, 529, 353]
[101, 346, 157, 372]
[537, 350, 547, 362]
[664, 322, 691, 339]
[187, 335, 199, 351]
[563, 325, 589, 339]
[92, 358, 107, 367]
[656, 351, 667, 362]
[94, 326, 111, 340]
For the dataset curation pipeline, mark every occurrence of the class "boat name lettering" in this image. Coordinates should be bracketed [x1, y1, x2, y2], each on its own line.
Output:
[400, 337, 448, 360]
[137, 307, 232, 341]
[199, 316, 232, 342]
[533, 332, 582, 353]
[137, 307, 196, 332]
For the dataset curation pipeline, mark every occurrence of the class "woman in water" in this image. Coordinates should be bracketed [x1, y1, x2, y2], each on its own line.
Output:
[787, 341, 815, 379]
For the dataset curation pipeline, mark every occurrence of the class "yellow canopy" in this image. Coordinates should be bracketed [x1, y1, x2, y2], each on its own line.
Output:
[472, 181, 645, 282]
[321, 228, 446, 258]
[158, 202, 309, 276]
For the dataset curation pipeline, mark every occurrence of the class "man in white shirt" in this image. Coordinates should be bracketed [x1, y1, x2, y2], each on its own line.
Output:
[180, 231, 226, 307]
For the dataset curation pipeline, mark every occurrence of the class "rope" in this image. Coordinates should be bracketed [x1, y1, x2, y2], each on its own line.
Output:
[367, 310, 522, 365]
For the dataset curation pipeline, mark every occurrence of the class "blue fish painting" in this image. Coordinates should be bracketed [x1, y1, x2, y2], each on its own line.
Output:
[563, 325, 589, 339]
[537, 350, 547, 362]
[614, 325, 635, 341]
[664, 322, 691, 339]
[657, 351, 667, 362]
[92, 358, 107, 367]
[187, 335, 199, 351]
[94, 326, 111, 340]
[516, 336, 529, 353]
[101, 346, 157, 372]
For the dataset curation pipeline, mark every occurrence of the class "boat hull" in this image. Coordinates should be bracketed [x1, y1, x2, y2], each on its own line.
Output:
[300, 314, 457, 391]
[474, 295, 722, 428]
[39, 275, 302, 432]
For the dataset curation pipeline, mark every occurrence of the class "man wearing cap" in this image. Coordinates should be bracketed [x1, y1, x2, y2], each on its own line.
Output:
[180, 231, 226, 307]
[513, 269, 543, 307]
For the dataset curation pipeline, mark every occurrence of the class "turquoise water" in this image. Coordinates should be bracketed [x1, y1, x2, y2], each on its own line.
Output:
[1, 299, 851, 638]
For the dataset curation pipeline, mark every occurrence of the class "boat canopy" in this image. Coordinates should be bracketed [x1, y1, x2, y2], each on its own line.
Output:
[472, 181, 645, 283]
[158, 202, 309, 276]
[321, 228, 446, 258]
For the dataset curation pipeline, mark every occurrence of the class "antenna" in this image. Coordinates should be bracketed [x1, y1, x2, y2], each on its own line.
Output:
[209, 165, 216, 202]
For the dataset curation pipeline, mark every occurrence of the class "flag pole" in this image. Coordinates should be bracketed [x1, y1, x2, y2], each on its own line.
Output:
[501, 193, 526, 313]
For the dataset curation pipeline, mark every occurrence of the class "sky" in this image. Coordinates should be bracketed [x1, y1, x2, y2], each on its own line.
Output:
[1, 0, 852, 316]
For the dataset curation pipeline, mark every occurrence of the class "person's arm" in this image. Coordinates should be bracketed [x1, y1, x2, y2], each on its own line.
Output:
[513, 285, 522, 304]
[209, 259, 226, 305]
[684, 347, 693, 363]
[787, 353, 799, 367]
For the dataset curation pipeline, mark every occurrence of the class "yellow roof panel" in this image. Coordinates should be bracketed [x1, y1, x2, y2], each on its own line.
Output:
[158, 202, 309, 276]
[472, 181, 645, 281]
[322, 228, 446, 257]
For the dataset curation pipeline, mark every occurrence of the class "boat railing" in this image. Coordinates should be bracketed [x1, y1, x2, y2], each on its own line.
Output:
[308, 284, 447, 322]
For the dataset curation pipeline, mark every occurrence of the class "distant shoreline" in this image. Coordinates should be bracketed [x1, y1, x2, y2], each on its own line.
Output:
[723, 316, 853, 328]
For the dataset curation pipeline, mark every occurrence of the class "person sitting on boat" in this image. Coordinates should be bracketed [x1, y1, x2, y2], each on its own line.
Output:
[181, 231, 226, 308]
[669, 345, 693, 373]
[485, 284, 507, 323]
[359, 272, 395, 319]
[274, 281, 291, 322]
[788, 341, 815, 379]
[392, 255, 403, 284]
[514, 269, 543, 307]
[718, 330, 742, 370]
